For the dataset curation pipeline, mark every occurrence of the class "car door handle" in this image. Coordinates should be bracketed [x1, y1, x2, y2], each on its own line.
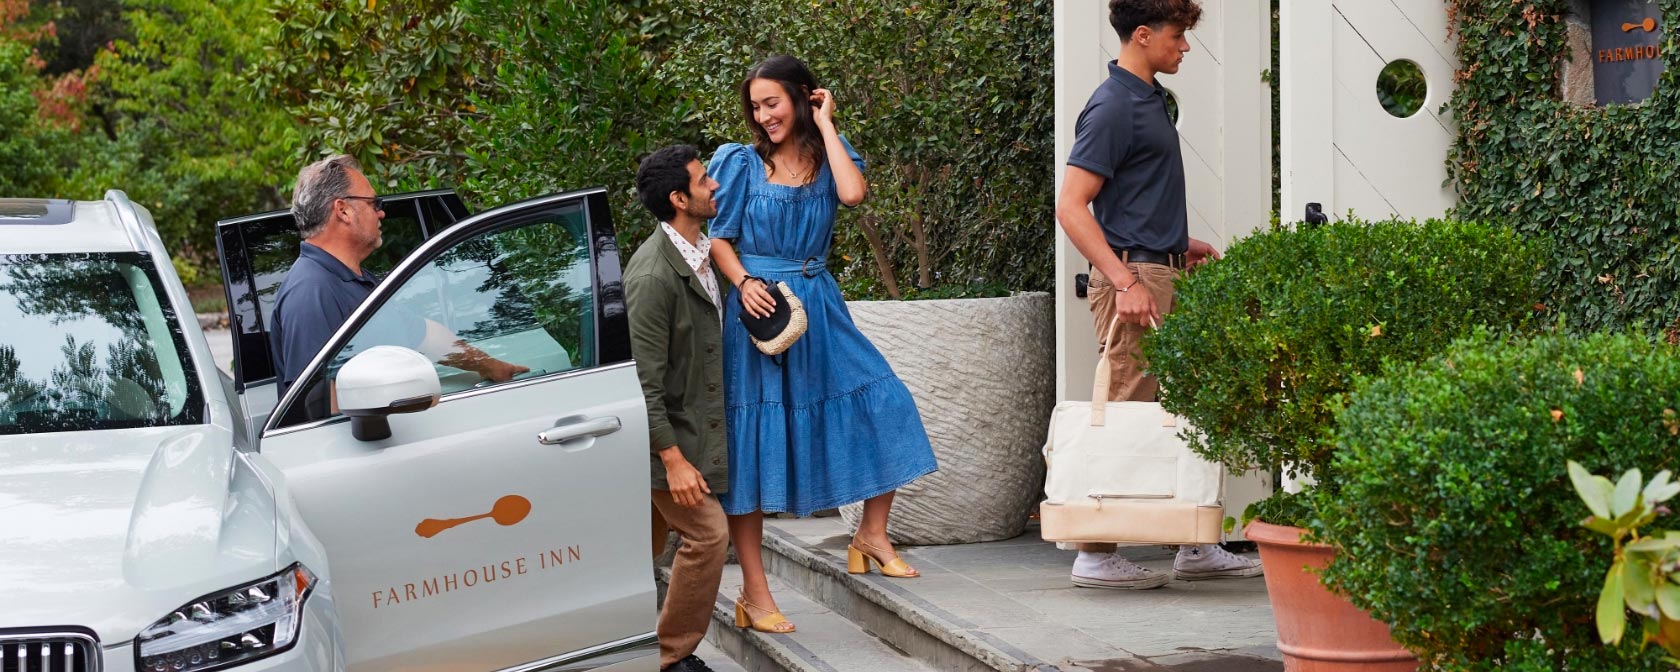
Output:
[537, 416, 622, 445]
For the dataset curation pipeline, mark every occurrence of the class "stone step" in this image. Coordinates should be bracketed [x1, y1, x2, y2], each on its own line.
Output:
[663, 565, 938, 672]
[756, 523, 1052, 672]
[692, 639, 748, 672]
[758, 517, 1283, 672]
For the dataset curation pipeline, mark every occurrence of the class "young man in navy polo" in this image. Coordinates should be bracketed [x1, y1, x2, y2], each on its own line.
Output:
[1055, 0, 1262, 590]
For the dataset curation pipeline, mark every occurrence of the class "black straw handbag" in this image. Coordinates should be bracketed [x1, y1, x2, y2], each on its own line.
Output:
[738, 277, 807, 359]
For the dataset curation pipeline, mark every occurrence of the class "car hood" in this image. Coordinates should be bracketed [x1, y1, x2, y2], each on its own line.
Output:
[0, 425, 280, 644]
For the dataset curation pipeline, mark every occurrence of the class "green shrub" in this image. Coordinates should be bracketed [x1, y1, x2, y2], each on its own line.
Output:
[1313, 332, 1680, 671]
[1142, 219, 1545, 525]
[656, 0, 1052, 299]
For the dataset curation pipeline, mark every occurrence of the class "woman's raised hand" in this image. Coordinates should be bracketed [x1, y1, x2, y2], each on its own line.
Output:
[810, 88, 836, 129]
[740, 278, 777, 319]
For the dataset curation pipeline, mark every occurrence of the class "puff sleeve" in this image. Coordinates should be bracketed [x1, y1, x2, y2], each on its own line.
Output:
[838, 135, 866, 175]
[706, 143, 753, 242]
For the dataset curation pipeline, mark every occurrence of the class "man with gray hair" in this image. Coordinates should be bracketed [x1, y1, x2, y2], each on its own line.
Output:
[269, 154, 526, 405]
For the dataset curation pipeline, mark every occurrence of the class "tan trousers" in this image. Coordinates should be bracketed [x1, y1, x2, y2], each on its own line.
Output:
[1087, 263, 1179, 403]
[1081, 263, 1179, 554]
[650, 490, 729, 668]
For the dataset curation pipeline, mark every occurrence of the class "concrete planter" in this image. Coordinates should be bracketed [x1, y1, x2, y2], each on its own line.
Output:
[838, 292, 1054, 545]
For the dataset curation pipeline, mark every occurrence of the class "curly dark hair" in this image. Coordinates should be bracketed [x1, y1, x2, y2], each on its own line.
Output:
[1107, 0, 1203, 42]
[635, 145, 700, 223]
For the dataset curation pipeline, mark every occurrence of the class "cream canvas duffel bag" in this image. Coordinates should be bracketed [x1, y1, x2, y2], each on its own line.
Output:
[1039, 316, 1225, 544]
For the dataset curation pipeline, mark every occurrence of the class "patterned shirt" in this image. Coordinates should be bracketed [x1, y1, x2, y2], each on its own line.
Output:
[661, 222, 720, 320]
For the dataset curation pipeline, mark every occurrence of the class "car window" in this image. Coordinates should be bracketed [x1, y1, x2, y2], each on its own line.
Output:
[273, 203, 595, 427]
[223, 199, 428, 387]
[0, 253, 204, 434]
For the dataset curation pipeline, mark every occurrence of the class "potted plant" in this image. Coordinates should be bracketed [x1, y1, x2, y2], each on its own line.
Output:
[1308, 331, 1680, 671]
[1143, 218, 1543, 670]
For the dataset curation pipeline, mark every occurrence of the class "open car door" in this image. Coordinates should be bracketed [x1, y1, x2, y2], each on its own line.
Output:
[248, 188, 655, 670]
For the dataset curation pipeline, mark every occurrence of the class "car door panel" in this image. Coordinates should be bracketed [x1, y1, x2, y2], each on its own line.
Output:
[259, 364, 651, 671]
[250, 189, 653, 671]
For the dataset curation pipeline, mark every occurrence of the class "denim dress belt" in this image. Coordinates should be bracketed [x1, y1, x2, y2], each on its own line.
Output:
[739, 254, 827, 278]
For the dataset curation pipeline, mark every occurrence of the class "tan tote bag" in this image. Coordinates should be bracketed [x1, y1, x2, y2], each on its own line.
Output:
[1039, 315, 1225, 544]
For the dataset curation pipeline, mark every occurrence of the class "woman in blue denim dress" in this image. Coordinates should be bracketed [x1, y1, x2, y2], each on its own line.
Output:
[708, 55, 938, 634]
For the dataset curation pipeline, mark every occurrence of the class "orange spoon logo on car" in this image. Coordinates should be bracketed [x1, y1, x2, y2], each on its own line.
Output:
[415, 495, 533, 538]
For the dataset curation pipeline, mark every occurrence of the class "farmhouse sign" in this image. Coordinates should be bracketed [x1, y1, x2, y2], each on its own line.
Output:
[1592, 0, 1665, 104]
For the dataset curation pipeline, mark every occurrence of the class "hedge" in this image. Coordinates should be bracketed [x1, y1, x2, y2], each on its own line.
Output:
[1313, 331, 1680, 671]
[256, 0, 1053, 301]
[1142, 219, 1545, 525]
[1448, 0, 1680, 336]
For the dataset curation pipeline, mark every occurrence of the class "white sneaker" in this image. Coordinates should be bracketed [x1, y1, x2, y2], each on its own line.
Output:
[1071, 551, 1170, 590]
[1173, 544, 1264, 581]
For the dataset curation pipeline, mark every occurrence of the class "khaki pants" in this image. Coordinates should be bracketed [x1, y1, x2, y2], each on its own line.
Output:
[1087, 263, 1179, 403]
[1081, 263, 1179, 554]
[650, 490, 729, 668]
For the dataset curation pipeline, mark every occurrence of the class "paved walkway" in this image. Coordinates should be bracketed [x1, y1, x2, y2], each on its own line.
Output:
[763, 516, 1281, 671]
[202, 328, 1281, 670]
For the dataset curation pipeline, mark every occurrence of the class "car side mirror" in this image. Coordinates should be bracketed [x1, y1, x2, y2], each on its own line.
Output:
[337, 346, 441, 441]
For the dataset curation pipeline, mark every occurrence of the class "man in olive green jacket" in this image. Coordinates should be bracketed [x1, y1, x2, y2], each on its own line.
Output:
[628, 145, 728, 672]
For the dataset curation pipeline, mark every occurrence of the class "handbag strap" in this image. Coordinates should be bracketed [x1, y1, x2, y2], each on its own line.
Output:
[1089, 313, 1158, 426]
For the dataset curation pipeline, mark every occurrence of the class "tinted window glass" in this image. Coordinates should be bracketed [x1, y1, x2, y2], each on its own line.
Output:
[0, 253, 204, 434]
[231, 199, 426, 386]
[275, 205, 595, 427]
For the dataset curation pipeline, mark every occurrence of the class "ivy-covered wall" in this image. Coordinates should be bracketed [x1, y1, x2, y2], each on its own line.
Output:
[1448, 0, 1680, 337]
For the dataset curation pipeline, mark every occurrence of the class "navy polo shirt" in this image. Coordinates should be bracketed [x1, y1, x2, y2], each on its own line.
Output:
[1067, 61, 1188, 254]
[268, 242, 381, 396]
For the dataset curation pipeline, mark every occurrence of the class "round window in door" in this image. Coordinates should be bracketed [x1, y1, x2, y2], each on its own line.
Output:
[275, 206, 595, 427]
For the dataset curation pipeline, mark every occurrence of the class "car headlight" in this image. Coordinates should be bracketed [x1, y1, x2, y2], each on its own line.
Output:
[134, 563, 316, 672]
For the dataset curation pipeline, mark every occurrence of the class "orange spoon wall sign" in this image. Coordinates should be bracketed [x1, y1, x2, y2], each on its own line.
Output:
[415, 495, 533, 538]
[1623, 17, 1658, 32]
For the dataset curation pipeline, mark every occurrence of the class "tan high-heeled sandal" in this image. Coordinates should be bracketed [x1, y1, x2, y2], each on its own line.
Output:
[847, 539, 920, 578]
[734, 595, 796, 633]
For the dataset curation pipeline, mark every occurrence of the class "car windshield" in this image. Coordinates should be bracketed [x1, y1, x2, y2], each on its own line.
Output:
[0, 253, 204, 434]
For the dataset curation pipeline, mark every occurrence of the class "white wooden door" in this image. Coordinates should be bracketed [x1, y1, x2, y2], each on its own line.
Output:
[1281, 0, 1460, 223]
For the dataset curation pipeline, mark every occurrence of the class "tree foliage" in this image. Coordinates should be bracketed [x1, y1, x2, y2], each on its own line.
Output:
[253, 0, 490, 190]
[454, 0, 696, 242]
[0, 0, 291, 271]
[253, 0, 1051, 299]
[657, 0, 1053, 298]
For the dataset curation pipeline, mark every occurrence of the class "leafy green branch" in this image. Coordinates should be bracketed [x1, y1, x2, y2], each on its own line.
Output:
[1570, 460, 1680, 659]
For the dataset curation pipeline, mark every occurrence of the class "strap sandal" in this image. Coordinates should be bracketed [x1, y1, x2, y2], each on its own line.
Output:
[847, 539, 920, 578]
[733, 595, 796, 633]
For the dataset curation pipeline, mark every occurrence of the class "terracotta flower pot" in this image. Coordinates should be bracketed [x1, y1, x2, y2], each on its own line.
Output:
[1245, 519, 1418, 672]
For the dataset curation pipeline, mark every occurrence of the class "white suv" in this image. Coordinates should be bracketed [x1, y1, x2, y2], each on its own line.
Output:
[0, 190, 657, 671]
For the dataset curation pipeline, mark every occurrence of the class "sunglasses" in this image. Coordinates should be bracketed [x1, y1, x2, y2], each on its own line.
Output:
[341, 195, 385, 212]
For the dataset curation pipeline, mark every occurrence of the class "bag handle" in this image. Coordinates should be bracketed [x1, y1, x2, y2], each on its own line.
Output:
[1089, 313, 1158, 426]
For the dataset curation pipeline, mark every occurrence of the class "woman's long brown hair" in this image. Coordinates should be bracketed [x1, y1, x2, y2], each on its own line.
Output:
[739, 55, 827, 186]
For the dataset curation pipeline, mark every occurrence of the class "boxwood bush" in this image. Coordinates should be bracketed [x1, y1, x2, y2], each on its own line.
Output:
[1142, 219, 1545, 525]
[1312, 332, 1680, 671]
